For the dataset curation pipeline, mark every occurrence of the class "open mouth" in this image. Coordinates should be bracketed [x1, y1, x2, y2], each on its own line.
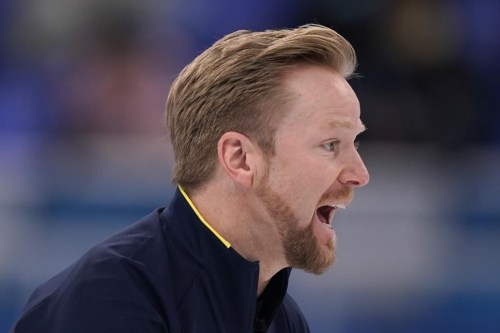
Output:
[316, 205, 335, 229]
[316, 204, 346, 229]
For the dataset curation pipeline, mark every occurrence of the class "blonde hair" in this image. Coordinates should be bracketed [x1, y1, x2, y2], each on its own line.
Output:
[165, 24, 357, 191]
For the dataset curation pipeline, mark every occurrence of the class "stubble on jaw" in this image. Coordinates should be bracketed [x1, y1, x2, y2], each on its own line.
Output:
[255, 177, 337, 275]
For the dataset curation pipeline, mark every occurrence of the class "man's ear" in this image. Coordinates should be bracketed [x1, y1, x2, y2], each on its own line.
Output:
[217, 132, 258, 187]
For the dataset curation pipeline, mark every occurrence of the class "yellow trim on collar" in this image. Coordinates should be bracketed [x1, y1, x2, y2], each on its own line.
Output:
[178, 186, 231, 248]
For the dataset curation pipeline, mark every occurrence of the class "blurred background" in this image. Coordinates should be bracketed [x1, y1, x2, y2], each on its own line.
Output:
[1, 0, 499, 332]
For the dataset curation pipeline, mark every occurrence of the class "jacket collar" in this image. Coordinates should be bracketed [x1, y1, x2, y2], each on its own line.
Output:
[161, 188, 291, 332]
[178, 185, 231, 248]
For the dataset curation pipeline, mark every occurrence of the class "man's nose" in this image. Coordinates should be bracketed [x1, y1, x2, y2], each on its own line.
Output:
[338, 150, 369, 187]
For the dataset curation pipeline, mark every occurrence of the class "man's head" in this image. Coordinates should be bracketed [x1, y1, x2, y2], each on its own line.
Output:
[165, 24, 357, 192]
[165, 25, 369, 274]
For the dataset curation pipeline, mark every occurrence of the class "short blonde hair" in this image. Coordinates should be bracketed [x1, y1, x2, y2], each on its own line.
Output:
[165, 24, 357, 191]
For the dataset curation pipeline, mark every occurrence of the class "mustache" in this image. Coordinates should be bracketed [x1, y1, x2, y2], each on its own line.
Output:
[319, 187, 354, 204]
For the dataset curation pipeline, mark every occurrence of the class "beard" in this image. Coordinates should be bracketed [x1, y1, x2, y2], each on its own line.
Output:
[255, 177, 345, 274]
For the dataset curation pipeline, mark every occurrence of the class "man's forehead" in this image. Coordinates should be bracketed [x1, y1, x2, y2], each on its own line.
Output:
[278, 66, 363, 131]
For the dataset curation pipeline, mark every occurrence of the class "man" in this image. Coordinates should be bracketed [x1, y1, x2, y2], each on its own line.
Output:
[12, 24, 369, 333]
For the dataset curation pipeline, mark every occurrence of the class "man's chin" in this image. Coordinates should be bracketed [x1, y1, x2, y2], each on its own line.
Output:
[280, 229, 336, 275]
[310, 246, 335, 275]
[300, 258, 334, 275]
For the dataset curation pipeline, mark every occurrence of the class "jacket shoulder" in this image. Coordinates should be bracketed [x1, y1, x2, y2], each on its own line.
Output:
[11, 209, 174, 333]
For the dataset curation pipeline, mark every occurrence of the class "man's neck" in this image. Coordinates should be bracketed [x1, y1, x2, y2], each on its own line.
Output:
[186, 183, 288, 296]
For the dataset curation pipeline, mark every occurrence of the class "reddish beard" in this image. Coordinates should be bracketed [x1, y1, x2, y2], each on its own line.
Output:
[256, 176, 354, 274]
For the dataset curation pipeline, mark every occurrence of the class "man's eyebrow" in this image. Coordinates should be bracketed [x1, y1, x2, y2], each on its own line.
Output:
[328, 120, 367, 132]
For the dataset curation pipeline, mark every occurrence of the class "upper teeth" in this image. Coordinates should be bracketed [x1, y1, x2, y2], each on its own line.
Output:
[327, 204, 346, 210]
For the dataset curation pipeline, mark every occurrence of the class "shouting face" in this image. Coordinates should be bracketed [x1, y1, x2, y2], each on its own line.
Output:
[255, 65, 369, 274]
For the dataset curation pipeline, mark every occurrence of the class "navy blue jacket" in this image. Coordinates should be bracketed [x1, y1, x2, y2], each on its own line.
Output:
[11, 189, 310, 332]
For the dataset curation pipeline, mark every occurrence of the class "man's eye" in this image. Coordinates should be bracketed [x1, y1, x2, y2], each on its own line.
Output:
[354, 141, 360, 150]
[323, 141, 338, 152]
